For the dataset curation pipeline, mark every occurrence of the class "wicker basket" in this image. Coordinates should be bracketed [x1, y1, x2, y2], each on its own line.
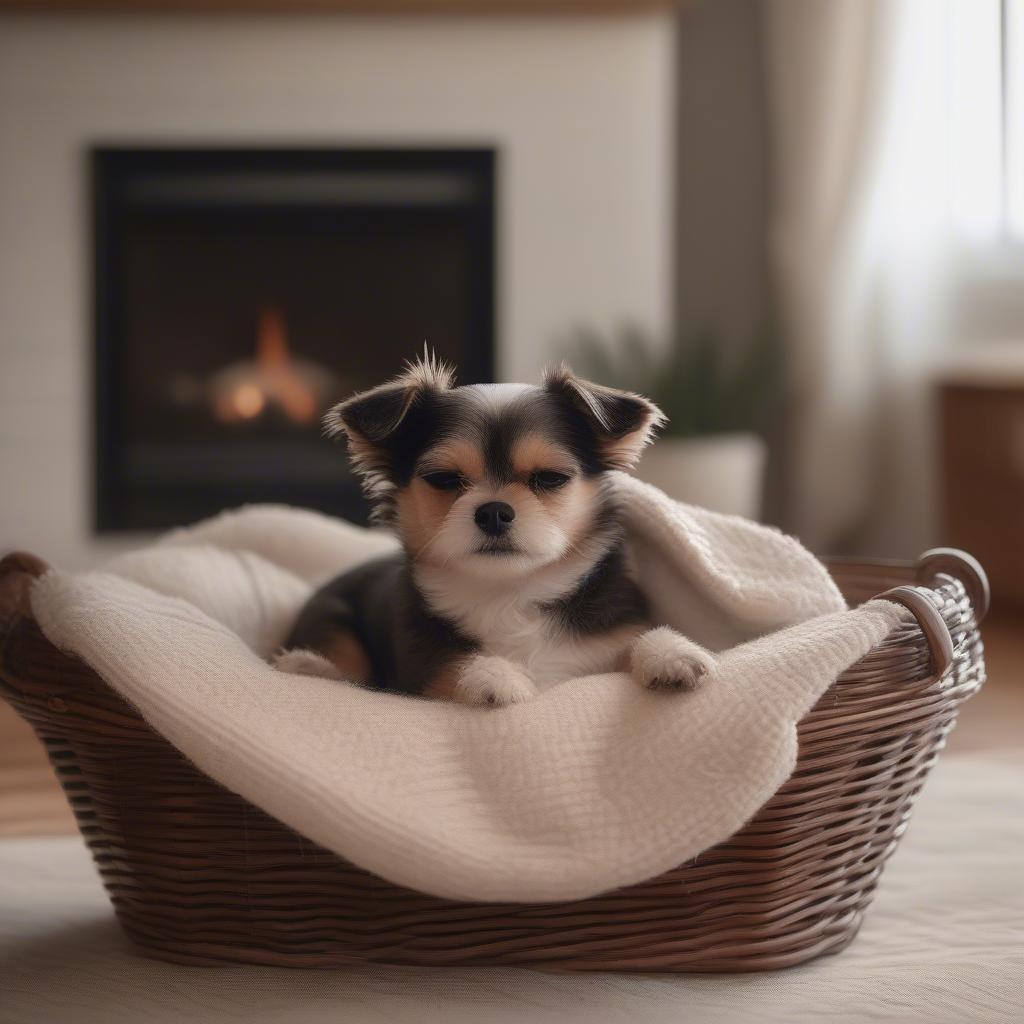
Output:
[0, 547, 988, 973]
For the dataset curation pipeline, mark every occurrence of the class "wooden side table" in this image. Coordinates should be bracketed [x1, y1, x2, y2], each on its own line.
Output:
[939, 377, 1024, 609]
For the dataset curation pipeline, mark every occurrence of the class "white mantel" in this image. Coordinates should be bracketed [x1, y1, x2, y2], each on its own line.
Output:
[0, 12, 675, 567]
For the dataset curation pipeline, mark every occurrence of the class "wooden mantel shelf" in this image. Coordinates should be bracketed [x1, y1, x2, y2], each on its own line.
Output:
[0, 0, 679, 12]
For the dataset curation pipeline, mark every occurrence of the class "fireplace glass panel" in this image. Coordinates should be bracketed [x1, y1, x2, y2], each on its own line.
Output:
[93, 148, 495, 531]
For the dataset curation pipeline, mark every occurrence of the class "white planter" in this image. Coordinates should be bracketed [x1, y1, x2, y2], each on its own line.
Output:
[635, 433, 767, 520]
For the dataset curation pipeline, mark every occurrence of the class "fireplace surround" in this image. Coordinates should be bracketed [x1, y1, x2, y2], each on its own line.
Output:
[92, 146, 496, 531]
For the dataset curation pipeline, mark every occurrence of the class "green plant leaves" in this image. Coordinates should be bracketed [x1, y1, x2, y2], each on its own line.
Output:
[562, 326, 777, 439]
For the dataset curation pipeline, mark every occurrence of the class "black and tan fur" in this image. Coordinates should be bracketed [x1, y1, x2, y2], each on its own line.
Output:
[278, 355, 715, 706]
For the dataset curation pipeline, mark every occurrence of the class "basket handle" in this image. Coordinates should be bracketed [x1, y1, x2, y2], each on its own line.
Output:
[0, 550, 49, 638]
[876, 585, 954, 677]
[915, 547, 990, 624]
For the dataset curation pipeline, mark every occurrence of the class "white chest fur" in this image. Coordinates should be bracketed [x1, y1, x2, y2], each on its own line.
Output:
[414, 562, 638, 689]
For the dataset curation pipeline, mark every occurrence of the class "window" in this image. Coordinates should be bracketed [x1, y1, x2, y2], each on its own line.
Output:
[1006, 0, 1024, 237]
[950, 0, 1024, 242]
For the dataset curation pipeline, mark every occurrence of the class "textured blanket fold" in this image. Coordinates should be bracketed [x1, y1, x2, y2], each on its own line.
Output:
[30, 473, 905, 902]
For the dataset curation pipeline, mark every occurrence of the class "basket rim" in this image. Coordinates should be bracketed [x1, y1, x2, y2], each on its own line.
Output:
[0, 545, 990, 675]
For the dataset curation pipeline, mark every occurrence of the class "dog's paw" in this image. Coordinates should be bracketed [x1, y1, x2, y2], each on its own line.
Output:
[454, 655, 538, 708]
[273, 648, 346, 681]
[631, 627, 714, 693]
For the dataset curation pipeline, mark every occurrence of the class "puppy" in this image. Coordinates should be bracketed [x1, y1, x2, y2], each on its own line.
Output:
[276, 355, 714, 706]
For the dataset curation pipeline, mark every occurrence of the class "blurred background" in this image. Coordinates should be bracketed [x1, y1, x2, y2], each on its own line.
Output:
[4, 0, 1024, 578]
[1, 1, 1022, 830]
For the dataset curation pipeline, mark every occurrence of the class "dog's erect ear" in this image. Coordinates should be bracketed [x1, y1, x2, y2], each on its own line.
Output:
[324, 351, 455, 482]
[328, 382, 416, 446]
[544, 364, 665, 470]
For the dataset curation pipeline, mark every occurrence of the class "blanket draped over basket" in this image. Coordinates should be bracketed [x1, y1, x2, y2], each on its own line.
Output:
[27, 473, 906, 903]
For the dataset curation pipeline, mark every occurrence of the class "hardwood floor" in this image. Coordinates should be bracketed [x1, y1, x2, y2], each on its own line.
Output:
[1, 612, 1021, 836]
[944, 612, 1024, 759]
[0, 703, 76, 836]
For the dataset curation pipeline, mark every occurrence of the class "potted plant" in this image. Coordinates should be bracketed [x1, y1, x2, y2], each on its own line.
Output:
[565, 325, 775, 520]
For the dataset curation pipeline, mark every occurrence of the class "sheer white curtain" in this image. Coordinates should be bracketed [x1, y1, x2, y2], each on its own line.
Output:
[763, 0, 984, 556]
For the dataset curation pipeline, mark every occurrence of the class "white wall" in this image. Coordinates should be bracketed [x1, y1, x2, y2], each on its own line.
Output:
[675, 0, 769, 356]
[0, 13, 675, 568]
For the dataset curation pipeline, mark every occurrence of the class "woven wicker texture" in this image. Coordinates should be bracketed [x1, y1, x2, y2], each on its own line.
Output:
[0, 551, 986, 972]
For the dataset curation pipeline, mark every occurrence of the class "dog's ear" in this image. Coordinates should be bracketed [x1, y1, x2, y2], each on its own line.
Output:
[324, 351, 455, 480]
[544, 364, 665, 470]
[328, 381, 416, 447]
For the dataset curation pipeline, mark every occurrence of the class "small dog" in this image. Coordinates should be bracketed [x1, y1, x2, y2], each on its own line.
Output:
[276, 355, 714, 706]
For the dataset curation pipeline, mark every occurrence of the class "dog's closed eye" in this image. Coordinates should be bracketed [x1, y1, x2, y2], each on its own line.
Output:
[529, 470, 571, 491]
[422, 471, 465, 492]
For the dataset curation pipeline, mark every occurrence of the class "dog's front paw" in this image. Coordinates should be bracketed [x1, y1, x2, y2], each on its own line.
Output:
[631, 627, 714, 693]
[454, 655, 537, 708]
[273, 648, 346, 681]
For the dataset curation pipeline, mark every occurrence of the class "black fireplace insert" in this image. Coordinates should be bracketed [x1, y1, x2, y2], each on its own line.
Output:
[92, 147, 496, 531]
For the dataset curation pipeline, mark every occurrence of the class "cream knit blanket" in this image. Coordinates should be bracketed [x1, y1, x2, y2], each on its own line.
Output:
[30, 473, 904, 902]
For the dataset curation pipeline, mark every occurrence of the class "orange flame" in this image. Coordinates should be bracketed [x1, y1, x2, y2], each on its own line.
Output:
[211, 306, 323, 425]
[255, 307, 318, 424]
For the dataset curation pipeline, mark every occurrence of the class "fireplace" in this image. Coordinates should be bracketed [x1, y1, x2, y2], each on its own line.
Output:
[92, 147, 496, 531]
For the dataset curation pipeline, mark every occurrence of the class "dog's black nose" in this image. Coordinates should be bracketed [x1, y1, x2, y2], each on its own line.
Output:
[474, 501, 516, 537]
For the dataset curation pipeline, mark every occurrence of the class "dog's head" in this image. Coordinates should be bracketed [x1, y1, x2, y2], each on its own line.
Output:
[325, 354, 664, 577]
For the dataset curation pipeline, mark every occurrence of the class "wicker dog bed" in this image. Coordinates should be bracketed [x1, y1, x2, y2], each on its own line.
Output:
[0, 547, 987, 973]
